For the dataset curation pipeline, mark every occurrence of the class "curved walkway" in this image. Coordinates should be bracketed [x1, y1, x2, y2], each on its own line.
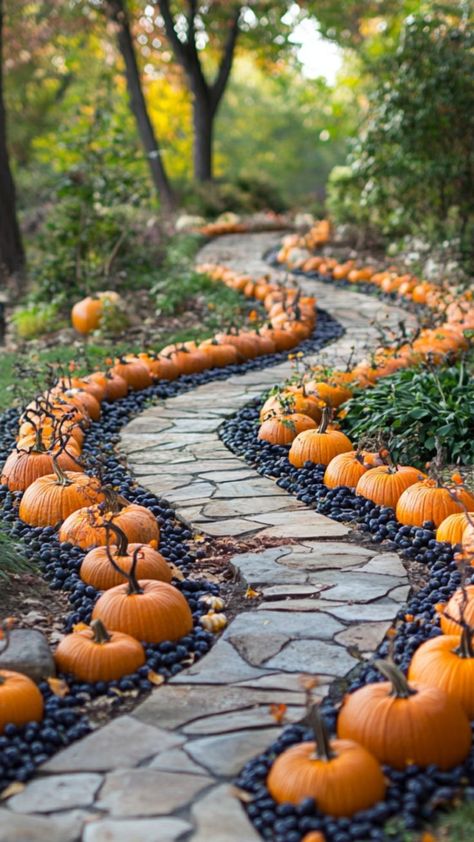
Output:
[1, 233, 416, 842]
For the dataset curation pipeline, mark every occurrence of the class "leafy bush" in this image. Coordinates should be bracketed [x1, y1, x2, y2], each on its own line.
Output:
[341, 358, 474, 468]
[12, 302, 65, 339]
[328, 5, 474, 269]
[0, 528, 33, 580]
[180, 176, 287, 217]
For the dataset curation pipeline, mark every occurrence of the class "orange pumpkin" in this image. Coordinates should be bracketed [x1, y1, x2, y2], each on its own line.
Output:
[289, 409, 352, 468]
[438, 586, 474, 635]
[408, 628, 474, 719]
[19, 462, 105, 527]
[258, 413, 316, 445]
[80, 524, 170, 590]
[323, 451, 368, 490]
[356, 465, 424, 510]
[436, 512, 474, 546]
[396, 480, 474, 528]
[1, 443, 82, 492]
[111, 358, 152, 391]
[337, 659, 471, 770]
[59, 495, 159, 550]
[54, 619, 145, 682]
[267, 706, 385, 817]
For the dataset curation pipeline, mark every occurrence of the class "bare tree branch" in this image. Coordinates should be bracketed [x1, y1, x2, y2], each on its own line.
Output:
[211, 7, 240, 112]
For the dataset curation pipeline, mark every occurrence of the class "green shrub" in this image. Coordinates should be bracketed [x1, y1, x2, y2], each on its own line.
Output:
[12, 302, 65, 339]
[179, 176, 287, 217]
[0, 528, 33, 580]
[341, 357, 474, 468]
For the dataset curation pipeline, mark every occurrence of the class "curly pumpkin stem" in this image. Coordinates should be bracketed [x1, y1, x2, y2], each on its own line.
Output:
[101, 486, 129, 514]
[374, 659, 416, 698]
[101, 521, 129, 556]
[90, 619, 111, 645]
[103, 523, 143, 595]
[308, 704, 334, 762]
[317, 405, 332, 435]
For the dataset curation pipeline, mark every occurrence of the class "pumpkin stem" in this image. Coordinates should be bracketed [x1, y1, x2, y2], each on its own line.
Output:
[374, 659, 416, 698]
[308, 704, 334, 762]
[103, 524, 143, 595]
[51, 453, 72, 486]
[317, 405, 332, 435]
[101, 520, 129, 556]
[456, 625, 474, 659]
[101, 486, 129, 514]
[90, 619, 111, 645]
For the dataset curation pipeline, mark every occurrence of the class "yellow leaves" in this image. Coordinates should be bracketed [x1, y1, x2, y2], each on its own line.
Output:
[147, 670, 165, 686]
[0, 781, 25, 800]
[245, 585, 261, 600]
[47, 677, 69, 698]
[193, 533, 206, 544]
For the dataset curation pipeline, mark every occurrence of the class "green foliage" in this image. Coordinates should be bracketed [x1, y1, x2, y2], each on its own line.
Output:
[180, 175, 287, 216]
[341, 357, 474, 468]
[0, 527, 33, 581]
[329, 4, 474, 266]
[11, 302, 65, 340]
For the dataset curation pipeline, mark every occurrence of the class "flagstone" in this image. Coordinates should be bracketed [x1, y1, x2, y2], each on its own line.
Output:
[7, 773, 102, 814]
[264, 638, 359, 675]
[185, 728, 281, 777]
[96, 769, 212, 817]
[83, 818, 192, 842]
[190, 784, 262, 842]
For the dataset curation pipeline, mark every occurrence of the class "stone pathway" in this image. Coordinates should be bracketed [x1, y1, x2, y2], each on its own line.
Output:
[1, 233, 416, 842]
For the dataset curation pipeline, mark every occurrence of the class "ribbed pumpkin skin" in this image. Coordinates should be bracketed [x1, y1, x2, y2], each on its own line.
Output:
[356, 466, 423, 509]
[1, 448, 82, 492]
[337, 681, 471, 770]
[80, 544, 171, 590]
[59, 504, 160, 550]
[71, 297, 103, 334]
[54, 628, 145, 682]
[289, 429, 352, 468]
[258, 414, 316, 445]
[439, 585, 474, 635]
[260, 392, 322, 423]
[304, 380, 353, 408]
[436, 512, 474, 545]
[396, 481, 474, 528]
[408, 636, 474, 719]
[323, 452, 368, 490]
[0, 671, 44, 734]
[267, 739, 386, 817]
[111, 360, 152, 391]
[199, 342, 239, 368]
[19, 473, 105, 527]
[92, 580, 193, 643]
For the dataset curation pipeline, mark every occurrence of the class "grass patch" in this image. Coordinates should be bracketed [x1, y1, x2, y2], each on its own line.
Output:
[0, 527, 34, 581]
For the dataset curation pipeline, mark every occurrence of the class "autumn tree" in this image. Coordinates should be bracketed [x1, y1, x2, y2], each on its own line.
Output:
[0, 0, 24, 285]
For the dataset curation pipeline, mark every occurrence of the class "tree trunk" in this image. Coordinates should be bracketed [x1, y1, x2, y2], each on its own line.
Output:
[0, 0, 24, 285]
[106, 0, 175, 211]
[192, 93, 213, 182]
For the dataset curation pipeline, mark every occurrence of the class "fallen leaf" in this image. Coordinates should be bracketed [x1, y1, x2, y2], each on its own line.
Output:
[0, 782, 25, 800]
[228, 785, 255, 804]
[147, 670, 165, 686]
[168, 563, 185, 581]
[269, 703, 287, 724]
[47, 677, 69, 697]
[245, 586, 261, 600]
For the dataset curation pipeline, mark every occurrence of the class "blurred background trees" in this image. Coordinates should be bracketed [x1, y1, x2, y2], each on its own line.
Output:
[0, 0, 472, 300]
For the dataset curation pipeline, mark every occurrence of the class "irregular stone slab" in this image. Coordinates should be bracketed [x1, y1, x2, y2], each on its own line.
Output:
[186, 727, 281, 776]
[167, 418, 222, 433]
[97, 769, 212, 817]
[0, 809, 87, 842]
[0, 629, 55, 683]
[198, 469, 256, 482]
[264, 639, 359, 676]
[190, 783, 262, 842]
[258, 521, 349, 539]
[83, 818, 192, 842]
[7, 773, 102, 813]
[148, 747, 208, 776]
[228, 631, 287, 666]
[335, 621, 392, 651]
[389, 584, 411, 602]
[316, 570, 403, 602]
[357, 553, 407, 577]
[163, 482, 216, 503]
[226, 609, 342, 643]
[259, 598, 345, 612]
[203, 497, 302, 518]
[200, 518, 263, 537]
[235, 672, 325, 693]
[171, 640, 269, 685]
[231, 546, 308, 586]
[262, 584, 328, 599]
[213, 479, 287, 498]
[42, 716, 183, 773]
[319, 599, 401, 622]
[182, 704, 304, 736]
[134, 683, 300, 730]
[289, 542, 373, 569]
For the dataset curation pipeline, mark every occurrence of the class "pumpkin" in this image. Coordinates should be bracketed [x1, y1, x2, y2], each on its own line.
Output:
[289, 408, 352, 468]
[199, 340, 239, 368]
[267, 705, 386, 817]
[301, 834, 326, 842]
[337, 659, 471, 770]
[54, 388, 101, 422]
[260, 390, 322, 423]
[0, 622, 44, 734]
[111, 357, 152, 391]
[304, 380, 352, 408]
[71, 296, 103, 334]
[258, 413, 316, 445]
[91, 545, 193, 643]
[55, 376, 104, 403]
[408, 628, 474, 719]
[356, 464, 424, 510]
[19, 461, 105, 527]
[438, 585, 474, 635]
[80, 523, 171, 590]
[436, 512, 474, 546]
[54, 619, 145, 682]
[396, 480, 474, 528]
[1, 441, 82, 492]
[59, 492, 159, 549]
[89, 370, 129, 402]
[323, 451, 368, 490]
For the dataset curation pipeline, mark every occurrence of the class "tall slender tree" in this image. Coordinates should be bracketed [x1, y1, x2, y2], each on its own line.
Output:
[0, 0, 24, 284]
[105, 0, 175, 209]
[157, 0, 240, 182]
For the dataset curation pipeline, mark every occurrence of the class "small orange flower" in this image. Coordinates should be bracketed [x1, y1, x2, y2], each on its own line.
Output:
[451, 472, 463, 485]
